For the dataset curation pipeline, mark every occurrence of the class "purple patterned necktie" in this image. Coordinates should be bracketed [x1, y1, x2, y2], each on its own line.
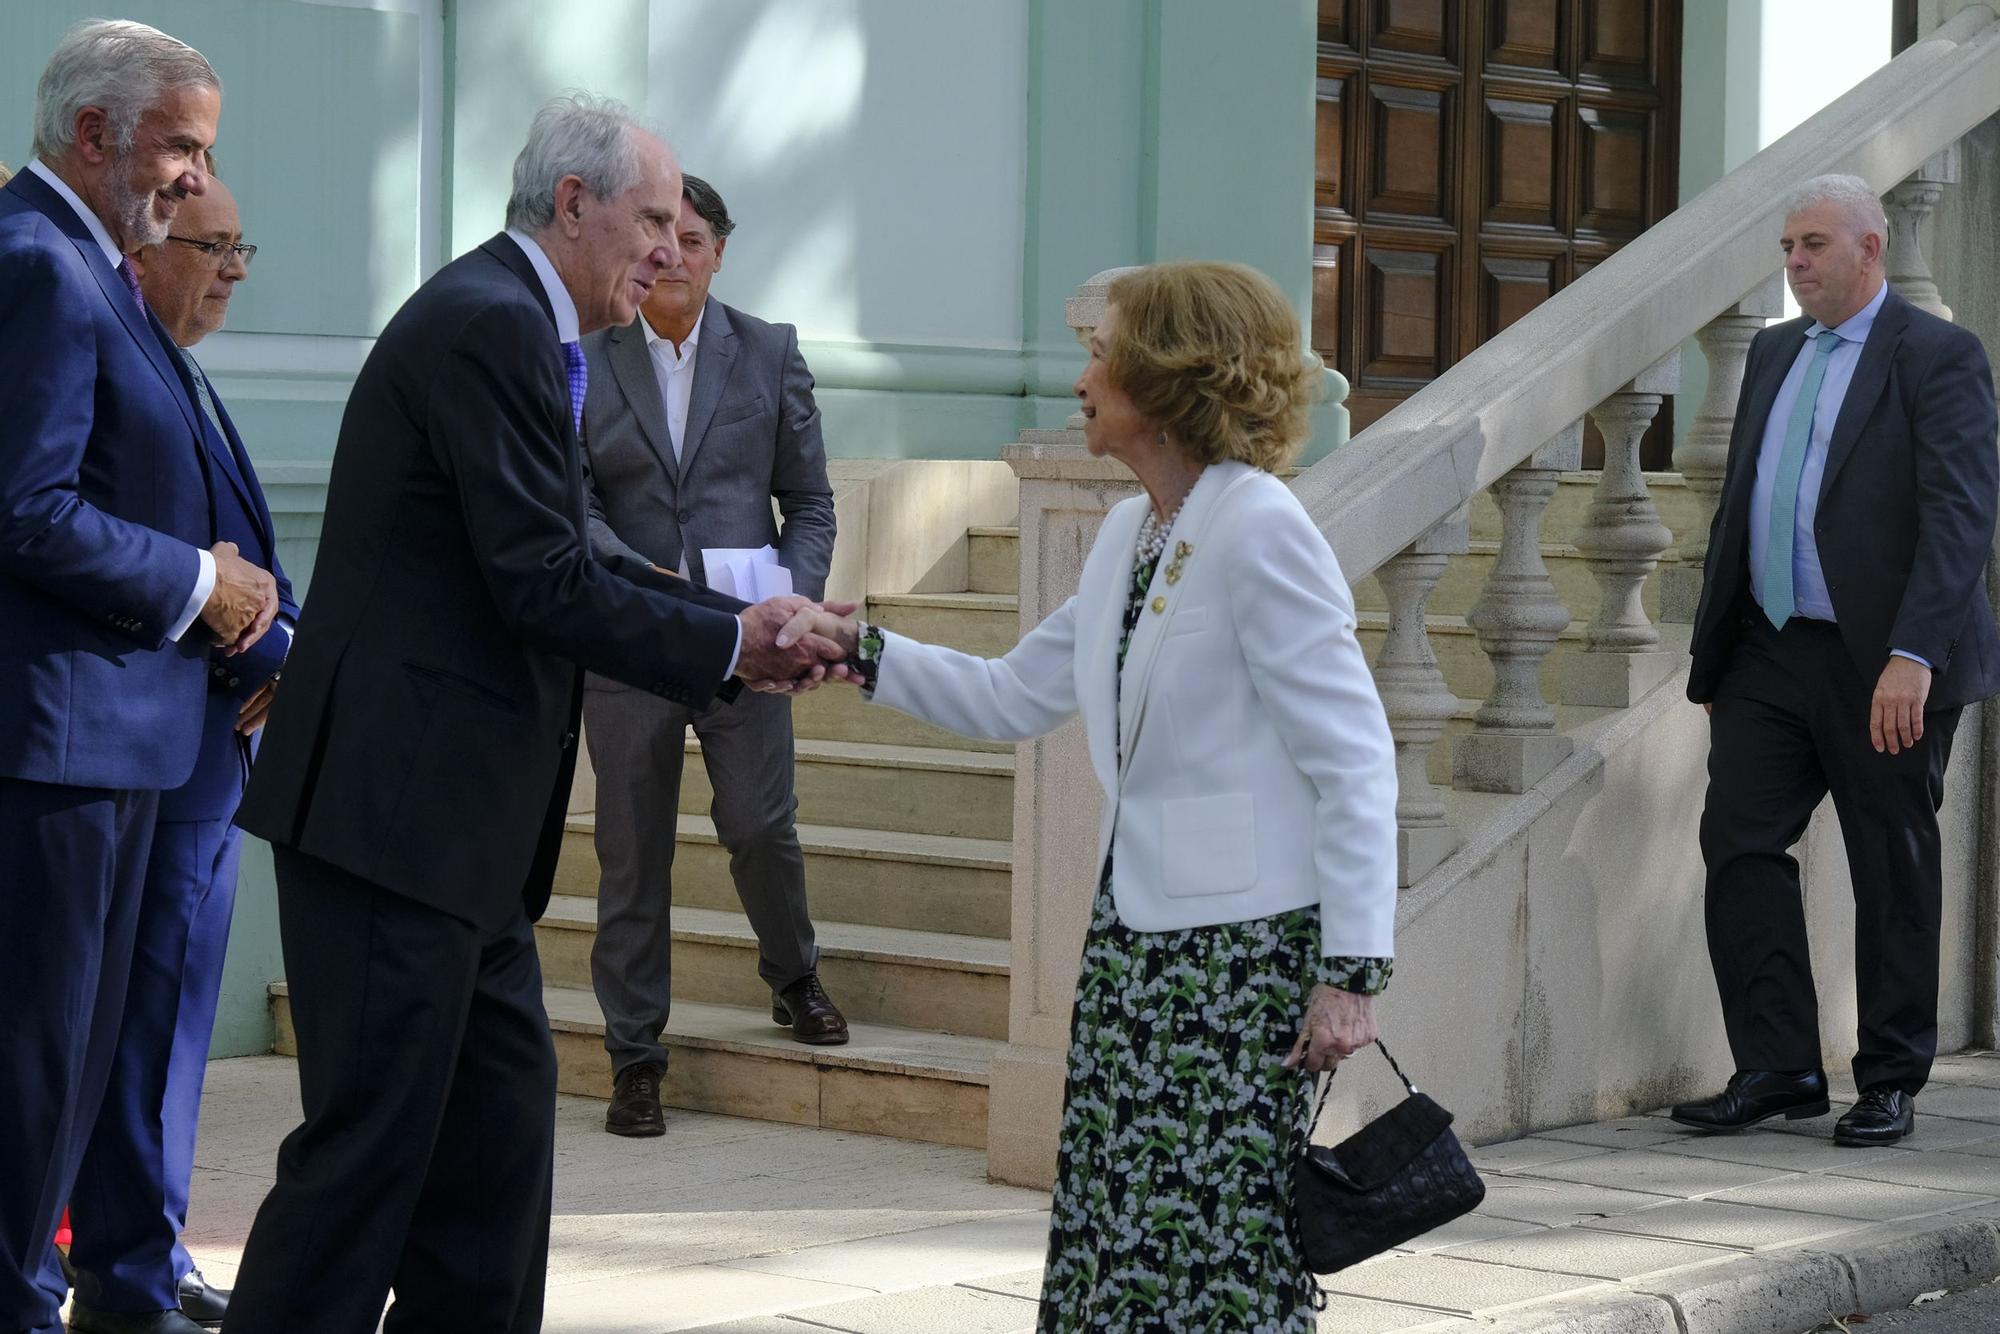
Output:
[562, 340, 587, 437]
[115, 256, 147, 314]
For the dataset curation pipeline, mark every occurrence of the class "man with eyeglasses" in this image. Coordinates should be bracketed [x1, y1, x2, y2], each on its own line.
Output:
[61, 161, 297, 1334]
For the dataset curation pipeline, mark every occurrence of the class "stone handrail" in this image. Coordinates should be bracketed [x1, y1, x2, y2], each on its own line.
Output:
[1290, 4, 2000, 583]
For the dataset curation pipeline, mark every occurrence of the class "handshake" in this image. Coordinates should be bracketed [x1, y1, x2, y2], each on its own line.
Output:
[733, 596, 863, 694]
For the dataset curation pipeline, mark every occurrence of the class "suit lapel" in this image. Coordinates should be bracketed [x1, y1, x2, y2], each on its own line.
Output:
[1816, 289, 1908, 508]
[676, 301, 735, 480]
[607, 319, 680, 485]
[1116, 463, 1256, 778]
[1082, 500, 1144, 794]
[206, 383, 277, 552]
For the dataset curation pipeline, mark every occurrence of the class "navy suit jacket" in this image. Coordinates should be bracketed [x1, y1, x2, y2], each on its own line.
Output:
[0, 168, 217, 790]
[238, 235, 746, 930]
[157, 367, 299, 823]
[1690, 286, 2000, 711]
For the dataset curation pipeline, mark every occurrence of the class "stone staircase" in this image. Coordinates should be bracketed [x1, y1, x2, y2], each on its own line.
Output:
[275, 524, 1030, 1150]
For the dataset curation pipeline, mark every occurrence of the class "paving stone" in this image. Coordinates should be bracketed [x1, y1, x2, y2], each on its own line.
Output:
[1825, 1149, 2000, 1195]
[539, 1262, 871, 1334]
[1443, 1227, 1738, 1280]
[1312, 1293, 1476, 1330]
[956, 1268, 1043, 1301]
[1511, 1150, 1796, 1199]
[1584, 1199, 1869, 1250]
[1469, 1139, 1615, 1175]
[1708, 1172, 1995, 1222]
[1476, 1176, 1681, 1228]
[1318, 1253, 1609, 1315]
[1647, 1127, 1903, 1172]
[1532, 1120, 1691, 1151]
[1633, 1251, 1854, 1334]
[1911, 1086, 2000, 1123]
[769, 1284, 1038, 1332]
[1888, 1116, 2000, 1150]
[715, 1212, 1050, 1293]
[1395, 1212, 1548, 1254]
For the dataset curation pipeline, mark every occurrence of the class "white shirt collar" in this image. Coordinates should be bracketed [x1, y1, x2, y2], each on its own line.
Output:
[640, 298, 706, 358]
[1805, 279, 1888, 344]
[26, 158, 123, 268]
[503, 227, 581, 344]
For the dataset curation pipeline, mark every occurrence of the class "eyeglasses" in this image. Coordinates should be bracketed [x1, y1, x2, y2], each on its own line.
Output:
[165, 236, 258, 269]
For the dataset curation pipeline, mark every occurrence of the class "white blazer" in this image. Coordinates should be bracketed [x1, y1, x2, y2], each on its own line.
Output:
[870, 460, 1398, 958]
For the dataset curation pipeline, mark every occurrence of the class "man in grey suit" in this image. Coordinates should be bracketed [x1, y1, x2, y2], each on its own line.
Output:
[581, 175, 844, 1137]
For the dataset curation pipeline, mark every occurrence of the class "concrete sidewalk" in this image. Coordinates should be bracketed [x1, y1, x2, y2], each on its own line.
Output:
[172, 1053, 2000, 1333]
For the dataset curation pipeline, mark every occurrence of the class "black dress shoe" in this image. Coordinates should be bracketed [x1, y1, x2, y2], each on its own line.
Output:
[66, 1303, 207, 1334]
[1670, 1069, 1830, 1131]
[176, 1267, 229, 1328]
[1835, 1087, 1915, 1146]
[773, 972, 849, 1046]
[604, 1061, 666, 1138]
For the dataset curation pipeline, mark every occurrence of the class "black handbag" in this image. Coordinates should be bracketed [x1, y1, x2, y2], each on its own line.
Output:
[1292, 1040, 1486, 1280]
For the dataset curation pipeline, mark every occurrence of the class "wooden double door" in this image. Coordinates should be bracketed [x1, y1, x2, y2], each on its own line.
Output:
[1313, 0, 1682, 461]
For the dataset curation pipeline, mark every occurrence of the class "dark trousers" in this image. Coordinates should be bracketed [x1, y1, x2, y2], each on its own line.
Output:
[584, 684, 816, 1077]
[0, 779, 157, 1334]
[69, 815, 243, 1313]
[1700, 617, 1960, 1094]
[222, 848, 556, 1334]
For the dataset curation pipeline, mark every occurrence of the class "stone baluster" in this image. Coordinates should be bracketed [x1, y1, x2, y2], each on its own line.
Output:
[1562, 351, 1683, 708]
[1883, 146, 1959, 321]
[1454, 422, 1583, 794]
[1663, 277, 1784, 624]
[1373, 510, 1469, 885]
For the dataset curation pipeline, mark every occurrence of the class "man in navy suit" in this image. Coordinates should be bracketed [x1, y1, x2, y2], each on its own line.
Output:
[0, 21, 279, 1334]
[1676, 174, 2000, 1146]
[64, 170, 297, 1334]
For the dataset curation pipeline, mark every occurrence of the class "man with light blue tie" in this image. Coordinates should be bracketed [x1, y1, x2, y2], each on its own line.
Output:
[1676, 174, 1999, 1147]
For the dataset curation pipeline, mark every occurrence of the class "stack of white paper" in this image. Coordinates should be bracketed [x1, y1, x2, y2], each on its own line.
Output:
[702, 545, 793, 600]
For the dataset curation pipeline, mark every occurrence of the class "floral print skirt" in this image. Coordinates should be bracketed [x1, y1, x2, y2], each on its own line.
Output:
[1034, 866, 1345, 1333]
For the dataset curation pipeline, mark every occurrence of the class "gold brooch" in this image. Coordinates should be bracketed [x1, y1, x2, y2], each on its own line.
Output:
[1163, 541, 1193, 586]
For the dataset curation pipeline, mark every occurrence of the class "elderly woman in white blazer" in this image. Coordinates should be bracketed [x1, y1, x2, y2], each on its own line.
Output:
[832, 262, 1397, 1332]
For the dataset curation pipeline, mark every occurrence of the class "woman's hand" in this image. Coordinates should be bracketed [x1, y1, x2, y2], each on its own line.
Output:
[1283, 985, 1377, 1073]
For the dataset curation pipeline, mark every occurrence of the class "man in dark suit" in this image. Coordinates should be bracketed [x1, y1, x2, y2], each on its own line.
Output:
[222, 96, 852, 1333]
[0, 23, 279, 1334]
[1675, 173, 2000, 1147]
[581, 175, 844, 1139]
[65, 171, 295, 1334]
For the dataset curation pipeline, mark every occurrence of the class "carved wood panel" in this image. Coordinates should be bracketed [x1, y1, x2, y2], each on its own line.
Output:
[1314, 0, 1680, 463]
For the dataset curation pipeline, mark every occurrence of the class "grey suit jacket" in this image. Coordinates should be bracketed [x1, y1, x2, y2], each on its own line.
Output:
[580, 299, 836, 612]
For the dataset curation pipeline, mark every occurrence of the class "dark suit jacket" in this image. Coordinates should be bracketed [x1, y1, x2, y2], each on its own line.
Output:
[158, 366, 299, 823]
[579, 300, 835, 602]
[1689, 286, 2000, 711]
[0, 168, 216, 789]
[237, 235, 747, 930]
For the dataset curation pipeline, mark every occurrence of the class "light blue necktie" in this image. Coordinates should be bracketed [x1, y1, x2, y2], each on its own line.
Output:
[1761, 330, 1841, 629]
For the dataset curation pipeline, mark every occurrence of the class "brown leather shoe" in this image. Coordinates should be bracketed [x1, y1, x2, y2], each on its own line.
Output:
[605, 1061, 666, 1137]
[773, 972, 849, 1045]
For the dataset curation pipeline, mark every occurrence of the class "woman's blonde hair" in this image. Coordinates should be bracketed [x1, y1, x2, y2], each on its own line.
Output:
[1106, 261, 1322, 473]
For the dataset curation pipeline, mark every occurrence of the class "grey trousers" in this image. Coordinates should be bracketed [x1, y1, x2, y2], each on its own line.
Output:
[583, 681, 817, 1077]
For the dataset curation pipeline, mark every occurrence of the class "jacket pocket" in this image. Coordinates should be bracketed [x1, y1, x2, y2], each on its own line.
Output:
[708, 395, 768, 431]
[403, 661, 523, 714]
[1159, 792, 1256, 898]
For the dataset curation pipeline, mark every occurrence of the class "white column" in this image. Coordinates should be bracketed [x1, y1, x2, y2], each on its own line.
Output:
[1455, 423, 1582, 793]
[1374, 510, 1469, 884]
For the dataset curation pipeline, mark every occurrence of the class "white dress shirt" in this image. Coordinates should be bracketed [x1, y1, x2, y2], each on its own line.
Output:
[29, 158, 215, 642]
[641, 299, 704, 465]
[501, 232, 740, 673]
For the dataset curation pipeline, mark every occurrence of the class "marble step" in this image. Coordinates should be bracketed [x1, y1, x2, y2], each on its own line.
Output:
[676, 736, 1014, 842]
[1467, 470, 1701, 546]
[966, 526, 1021, 595]
[533, 897, 1010, 1040]
[269, 983, 997, 1148]
[788, 683, 1015, 755]
[865, 592, 1020, 660]
[555, 815, 1015, 941]
[1354, 541, 1678, 623]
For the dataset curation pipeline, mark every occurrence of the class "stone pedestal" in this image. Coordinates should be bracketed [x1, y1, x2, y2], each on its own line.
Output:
[987, 435, 1136, 1189]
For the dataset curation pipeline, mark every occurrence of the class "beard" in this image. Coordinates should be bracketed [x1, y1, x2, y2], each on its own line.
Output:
[104, 146, 174, 249]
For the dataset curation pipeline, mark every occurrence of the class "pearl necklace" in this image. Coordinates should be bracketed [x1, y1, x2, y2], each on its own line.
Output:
[1136, 501, 1184, 566]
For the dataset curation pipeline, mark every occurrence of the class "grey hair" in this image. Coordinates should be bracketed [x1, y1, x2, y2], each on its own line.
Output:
[1781, 173, 1889, 244]
[31, 19, 219, 161]
[504, 93, 653, 232]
